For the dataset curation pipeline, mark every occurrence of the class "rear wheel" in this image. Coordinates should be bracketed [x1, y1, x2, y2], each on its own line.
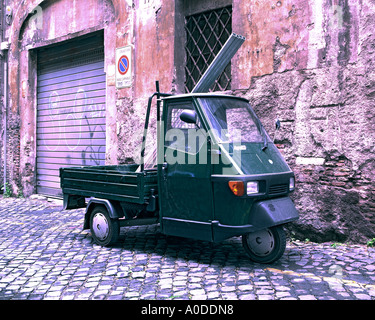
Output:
[90, 206, 119, 246]
[242, 226, 286, 264]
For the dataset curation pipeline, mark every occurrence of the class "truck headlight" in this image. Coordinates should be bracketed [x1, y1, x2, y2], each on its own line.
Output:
[247, 181, 259, 195]
[289, 177, 295, 191]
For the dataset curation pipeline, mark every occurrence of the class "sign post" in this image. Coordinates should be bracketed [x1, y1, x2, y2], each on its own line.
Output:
[116, 45, 132, 88]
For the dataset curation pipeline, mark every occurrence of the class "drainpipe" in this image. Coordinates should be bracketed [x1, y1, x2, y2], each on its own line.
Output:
[1, 43, 8, 194]
[1, 3, 10, 195]
[3, 57, 7, 194]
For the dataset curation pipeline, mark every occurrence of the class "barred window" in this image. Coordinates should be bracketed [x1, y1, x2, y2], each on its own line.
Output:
[184, 6, 232, 93]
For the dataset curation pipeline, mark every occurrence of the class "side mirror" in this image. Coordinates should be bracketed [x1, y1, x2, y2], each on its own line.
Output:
[180, 110, 197, 124]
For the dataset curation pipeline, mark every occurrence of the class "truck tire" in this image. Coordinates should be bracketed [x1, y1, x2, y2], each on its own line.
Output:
[242, 226, 286, 264]
[90, 205, 119, 246]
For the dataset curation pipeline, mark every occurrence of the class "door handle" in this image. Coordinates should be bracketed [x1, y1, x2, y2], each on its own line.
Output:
[162, 162, 168, 182]
[162, 162, 168, 172]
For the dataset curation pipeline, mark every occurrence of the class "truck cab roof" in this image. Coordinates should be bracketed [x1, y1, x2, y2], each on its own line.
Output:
[162, 92, 249, 102]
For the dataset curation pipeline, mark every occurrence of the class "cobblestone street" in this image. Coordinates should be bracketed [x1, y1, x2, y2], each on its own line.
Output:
[0, 197, 374, 301]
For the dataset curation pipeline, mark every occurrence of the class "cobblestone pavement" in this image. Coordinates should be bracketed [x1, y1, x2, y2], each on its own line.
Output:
[0, 196, 374, 301]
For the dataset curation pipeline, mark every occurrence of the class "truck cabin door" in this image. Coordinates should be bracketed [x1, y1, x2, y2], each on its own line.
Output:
[159, 99, 214, 241]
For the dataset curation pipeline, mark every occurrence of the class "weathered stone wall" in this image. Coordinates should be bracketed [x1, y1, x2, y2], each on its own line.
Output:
[116, 0, 176, 164]
[238, 65, 375, 243]
[232, 0, 375, 243]
[0, 0, 4, 189]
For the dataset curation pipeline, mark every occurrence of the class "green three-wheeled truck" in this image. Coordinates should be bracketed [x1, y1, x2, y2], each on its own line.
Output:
[60, 34, 299, 263]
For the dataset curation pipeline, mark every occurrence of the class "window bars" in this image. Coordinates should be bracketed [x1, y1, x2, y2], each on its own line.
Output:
[185, 6, 232, 93]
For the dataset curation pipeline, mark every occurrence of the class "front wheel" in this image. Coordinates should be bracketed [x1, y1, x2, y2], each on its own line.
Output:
[90, 206, 119, 246]
[242, 226, 286, 264]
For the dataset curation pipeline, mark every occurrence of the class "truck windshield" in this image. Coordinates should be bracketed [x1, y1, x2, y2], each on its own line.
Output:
[198, 97, 266, 144]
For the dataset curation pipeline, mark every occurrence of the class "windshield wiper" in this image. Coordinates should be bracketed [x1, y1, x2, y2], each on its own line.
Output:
[256, 119, 268, 151]
[262, 130, 268, 151]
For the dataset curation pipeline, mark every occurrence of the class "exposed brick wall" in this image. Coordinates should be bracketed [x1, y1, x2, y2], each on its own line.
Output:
[6, 117, 21, 195]
[292, 155, 375, 242]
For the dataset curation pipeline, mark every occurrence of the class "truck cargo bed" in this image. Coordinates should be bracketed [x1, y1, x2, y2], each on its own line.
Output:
[60, 164, 158, 205]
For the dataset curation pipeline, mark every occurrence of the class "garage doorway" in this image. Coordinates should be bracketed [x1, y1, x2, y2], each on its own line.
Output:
[36, 31, 106, 197]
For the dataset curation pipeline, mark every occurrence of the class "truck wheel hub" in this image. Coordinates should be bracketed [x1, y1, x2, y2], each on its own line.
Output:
[246, 229, 275, 256]
[92, 212, 109, 240]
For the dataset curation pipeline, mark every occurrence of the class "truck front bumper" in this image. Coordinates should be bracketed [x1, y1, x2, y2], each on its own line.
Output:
[212, 196, 299, 242]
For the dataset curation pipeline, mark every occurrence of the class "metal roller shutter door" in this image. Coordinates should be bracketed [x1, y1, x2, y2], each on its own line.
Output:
[37, 33, 106, 197]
